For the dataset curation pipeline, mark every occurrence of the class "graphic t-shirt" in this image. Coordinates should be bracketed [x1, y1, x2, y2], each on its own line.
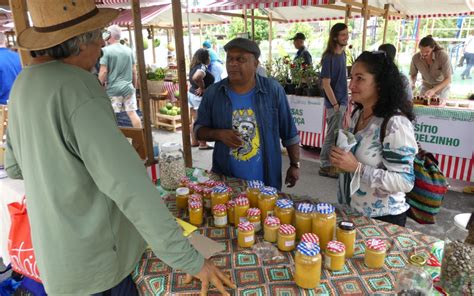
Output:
[228, 88, 264, 182]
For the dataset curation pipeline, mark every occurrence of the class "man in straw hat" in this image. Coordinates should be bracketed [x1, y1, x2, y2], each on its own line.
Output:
[5, 0, 234, 295]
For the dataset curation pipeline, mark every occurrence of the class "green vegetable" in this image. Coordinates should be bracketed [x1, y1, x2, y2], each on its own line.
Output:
[166, 102, 173, 110]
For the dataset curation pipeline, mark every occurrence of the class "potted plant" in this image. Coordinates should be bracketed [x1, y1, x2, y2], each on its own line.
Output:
[291, 57, 305, 95]
[146, 66, 166, 95]
[304, 64, 323, 97]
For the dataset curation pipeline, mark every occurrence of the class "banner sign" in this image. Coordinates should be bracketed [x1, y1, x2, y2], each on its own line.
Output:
[287, 95, 325, 134]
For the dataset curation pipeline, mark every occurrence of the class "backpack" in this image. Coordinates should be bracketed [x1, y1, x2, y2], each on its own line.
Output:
[380, 114, 448, 224]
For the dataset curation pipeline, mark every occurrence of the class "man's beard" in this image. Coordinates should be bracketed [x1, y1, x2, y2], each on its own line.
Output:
[337, 40, 347, 47]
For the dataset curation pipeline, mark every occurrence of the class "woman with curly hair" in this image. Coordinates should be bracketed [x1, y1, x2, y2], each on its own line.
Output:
[330, 51, 418, 227]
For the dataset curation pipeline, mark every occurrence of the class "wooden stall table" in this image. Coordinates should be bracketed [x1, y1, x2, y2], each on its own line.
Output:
[132, 170, 445, 295]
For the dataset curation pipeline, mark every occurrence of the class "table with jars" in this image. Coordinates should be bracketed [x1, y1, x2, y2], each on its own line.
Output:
[132, 169, 468, 295]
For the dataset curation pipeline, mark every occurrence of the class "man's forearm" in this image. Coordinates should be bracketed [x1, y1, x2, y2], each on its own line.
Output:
[322, 80, 338, 106]
[433, 76, 451, 93]
[410, 75, 417, 88]
[197, 127, 221, 142]
[286, 143, 300, 165]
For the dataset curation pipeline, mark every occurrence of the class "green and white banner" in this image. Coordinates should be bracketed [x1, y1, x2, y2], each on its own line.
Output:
[287, 95, 325, 134]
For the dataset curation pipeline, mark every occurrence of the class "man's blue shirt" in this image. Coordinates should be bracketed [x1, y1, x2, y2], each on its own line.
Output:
[321, 52, 348, 108]
[0, 48, 22, 104]
[194, 75, 299, 190]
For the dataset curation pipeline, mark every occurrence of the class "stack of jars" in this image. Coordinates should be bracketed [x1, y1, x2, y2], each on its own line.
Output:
[295, 203, 314, 240]
[246, 180, 264, 208]
[258, 186, 278, 220]
[313, 203, 336, 250]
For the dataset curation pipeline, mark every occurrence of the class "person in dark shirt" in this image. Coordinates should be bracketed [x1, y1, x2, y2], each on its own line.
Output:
[290, 32, 312, 66]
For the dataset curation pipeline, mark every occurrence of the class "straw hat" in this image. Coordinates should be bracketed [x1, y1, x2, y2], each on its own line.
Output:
[17, 0, 118, 50]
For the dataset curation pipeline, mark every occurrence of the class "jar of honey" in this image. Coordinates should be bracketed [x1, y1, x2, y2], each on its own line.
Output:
[295, 241, 322, 289]
[187, 182, 199, 194]
[188, 200, 203, 226]
[312, 203, 336, 250]
[295, 203, 315, 240]
[179, 176, 191, 188]
[226, 200, 235, 225]
[188, 193, 202, 204]
[247, 208, 262, 232]
[211, 185, 231, 207]
[246, 180, 264, 208]
[301, 233, 320, 245]
[234, 194, 250, 225]
[364, 238, 387, 269]
[175, 187, 190, 210]
[263, 216, 280, 243]
[258, 186, 278, 220]
[277, 224, 296, 251]
[237, 221, 255, 248]
[212, 204, 227, 227]
[274, 198, 294, 225]
[324, 240, 346, 271]
[336, 221, 356, 258]
[201, 187, 212, 210]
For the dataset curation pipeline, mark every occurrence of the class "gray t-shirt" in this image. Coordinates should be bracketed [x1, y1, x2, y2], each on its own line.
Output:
[100, 43, 135, 97]
[321, 52, 348, 108]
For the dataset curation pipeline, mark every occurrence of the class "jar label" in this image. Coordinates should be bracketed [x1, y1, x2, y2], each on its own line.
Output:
[244, 235, 254, 243]
[324, 255, 331, 268]
[285, 240, 294, 247]
[252, 222, 261, 232]
[214, 215, 227, 226]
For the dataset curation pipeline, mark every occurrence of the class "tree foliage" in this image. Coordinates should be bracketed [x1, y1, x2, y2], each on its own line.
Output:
[227, 10, 275, 42]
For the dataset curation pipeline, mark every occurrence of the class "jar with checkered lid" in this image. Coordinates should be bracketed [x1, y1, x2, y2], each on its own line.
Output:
[246, 180, 264, 208]
[312, 202, 336, 250]
[226, 200, 235, 225]
[212, 204, 227, 227]
[274, 198, 294, 225]
[336, 221, 356, 258]
[234, 194, 250, 225]
[201, 187, 212, 210]
[295, 203, 315, 240]
[188, 200, 203, 226]
[277, 224, 296, 251]
[175, 187, 189, 210]
[211, 185, 231, 208]
[263, 216, 280, 243]
[295, 241, 322, 289]
[247, 208, 262, 232]
[364, 238, 387, 269]
[301, 233, 320, 245]
[237, 221, 255, 248]
[258, 186, 278, 221]
[324, 240, 346, 271]
[179, 176, 191, 188]
[188, 193, 202, 204]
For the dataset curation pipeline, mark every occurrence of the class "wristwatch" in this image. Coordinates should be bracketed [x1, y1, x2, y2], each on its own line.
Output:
[290, 162, 301, 168]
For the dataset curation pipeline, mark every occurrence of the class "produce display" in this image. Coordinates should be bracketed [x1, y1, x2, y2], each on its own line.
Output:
[159, 102, 181, 116]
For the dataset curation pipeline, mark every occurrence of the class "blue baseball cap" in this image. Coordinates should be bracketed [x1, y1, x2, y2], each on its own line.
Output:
[203, 41, 212, 48]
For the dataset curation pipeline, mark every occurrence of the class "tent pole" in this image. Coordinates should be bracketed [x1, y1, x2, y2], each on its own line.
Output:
[414, 17, 421, 55]
[172, 0, 192, 167]
[361, 0, 369, 51]
[382, 4, 389, 44]
[131, 0, 156, 166]
[186, 0, 193, 64]
[127, 25, 133, 48]
[395, 18, 402, 61]
[9, 0, 30, 66]
[344, 4, 351, 25]
[151, 25, 156, 64]
[243, 9, 248, 33]
[269, 12, 273, 65]
[251, 9, 255, 41]
[199, 18, 203, 45]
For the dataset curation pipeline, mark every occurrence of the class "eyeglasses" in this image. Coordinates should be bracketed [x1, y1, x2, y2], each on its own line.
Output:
[370, 50, 387, 57]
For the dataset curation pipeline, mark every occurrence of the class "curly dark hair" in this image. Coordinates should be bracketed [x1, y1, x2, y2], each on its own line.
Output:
[352, 51, 415, 121]
[190, 48, 210, 69]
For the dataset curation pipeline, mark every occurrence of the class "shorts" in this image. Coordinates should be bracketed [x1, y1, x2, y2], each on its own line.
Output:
[188, 92, 202, 110]
[110, 92, 138, 113]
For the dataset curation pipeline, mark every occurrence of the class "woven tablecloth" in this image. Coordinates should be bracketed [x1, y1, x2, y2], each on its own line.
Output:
[133, 171, 443, 295]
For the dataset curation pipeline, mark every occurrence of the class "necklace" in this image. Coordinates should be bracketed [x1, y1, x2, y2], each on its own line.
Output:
[359, 110, 373, 125]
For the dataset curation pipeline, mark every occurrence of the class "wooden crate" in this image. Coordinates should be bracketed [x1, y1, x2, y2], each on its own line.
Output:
[156, 113, 182, 132]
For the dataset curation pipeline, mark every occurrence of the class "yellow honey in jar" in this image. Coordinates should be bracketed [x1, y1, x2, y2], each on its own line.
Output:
[234, 195, 250, 225]
[295, 242, 322, 289]
[324, 241, 346, 271]
[258, 186, 278, 220]
[226, 200, 235, 225]
[188, 200, 203, 226]
[246, 180, 264, 208]
[364, 238, 387, 269]
[237, 221, 255, 248]
[175, 187, 190, 210]
[277, 224, 296, 251]
[274, 198, 294, 225]
[247, 208, 261, 232]
[201, 187, 212, 210]
[263, 216, 280, 243]
[211, 185, 231, 208]
[212, 204, 227, 227]
[295, 203, 315, 240]
[312, 203, 336, 250]
[336, 221, 356, 258]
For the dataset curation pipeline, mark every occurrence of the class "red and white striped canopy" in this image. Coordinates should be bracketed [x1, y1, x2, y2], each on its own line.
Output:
[110, 4, 169, 26]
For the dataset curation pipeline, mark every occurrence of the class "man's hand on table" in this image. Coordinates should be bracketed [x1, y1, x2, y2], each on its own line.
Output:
[184, 259, 236, 295]
[285, 166, 299, 188]
[217, 130, 243, 149]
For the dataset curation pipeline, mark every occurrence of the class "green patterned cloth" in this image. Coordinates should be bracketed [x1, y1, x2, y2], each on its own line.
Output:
[414, 105, 474, 122]
[133, 169, 444, 295]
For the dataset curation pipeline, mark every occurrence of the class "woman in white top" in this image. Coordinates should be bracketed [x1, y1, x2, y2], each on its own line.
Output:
[330, 51, 418, 227]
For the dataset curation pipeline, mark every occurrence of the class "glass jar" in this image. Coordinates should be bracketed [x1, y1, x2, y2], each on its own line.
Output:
[295, 242, 322, 289]
[263, 216, 280, 243]
[325, 241, 346, 271]
[179, 176, 191, 188]
[395, 254, 433, 295]
[211, 185, 231, 208]
[226, 200, 235, 225]
[237, 221, 255, 248]
[312, 203, 336, 250]
[258, 186, 278, 220]
[274, 199, 294, 225]
[336, 221, 356, 258]
[277, 224, 296, 252]
[295, 203, 315, 240]
[247, 208, 262, 232]
[187, 182, 198, 194]
[364, 238, 387, 269]
[159, 142, 186, 190]
[234, 194, 250, 225]
[212, 204, 227, 227]
[301, 233, 320, 245]
[201, 187, 212, 210]
[246, 180, 264, 208]
[188, 200, 203, 226]
[188, 193, 202, 204]
[175, 187, 189, 210]
[439, 213, 474, 295]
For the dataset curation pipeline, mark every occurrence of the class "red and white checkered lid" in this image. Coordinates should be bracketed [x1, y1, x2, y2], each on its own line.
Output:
[187, 182, 199, 191]
[237, 192, 248, 199]
[238, 221, 254, 232]
[194, 185, 205, 194]
[189, 194, 202, 202]
[234, 196, 249, 206]
[301, 233, 320, 244]
[226, 200, 235, 209]
[264, 216, 280, 227]
[366, 239, 386, 251]
[201, 187, 212, 195]
[279, 224, 296, 235]
[246, 208, 261, 217]
[188, 200, 202, 209]
[204, 180, 223, 187]
[327, 241, 345, 253]
[179, 176, 191, 185]
[213, 204, 227, 214]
